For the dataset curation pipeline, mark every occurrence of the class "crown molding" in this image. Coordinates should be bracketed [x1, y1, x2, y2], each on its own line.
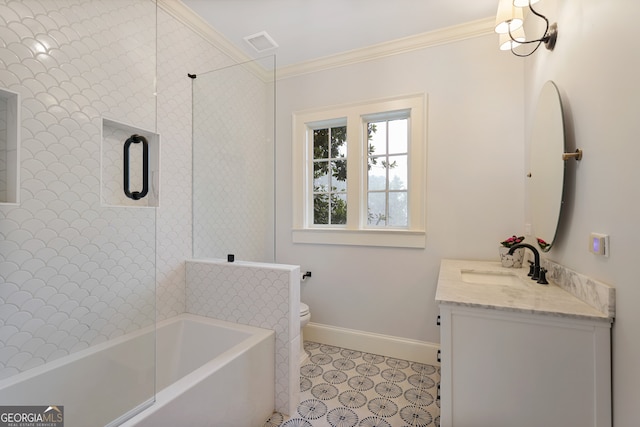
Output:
[157, 0, 251, 65]
[277, 17, 496, 80]
[159, 1, 495, 81]
[157, 0, 274, 82]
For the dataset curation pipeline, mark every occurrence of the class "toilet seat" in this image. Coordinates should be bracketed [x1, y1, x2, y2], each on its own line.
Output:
[300, 302, 309, 317]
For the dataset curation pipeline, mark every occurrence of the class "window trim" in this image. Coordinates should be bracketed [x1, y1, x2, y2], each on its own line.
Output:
[292, 94, 427, 248]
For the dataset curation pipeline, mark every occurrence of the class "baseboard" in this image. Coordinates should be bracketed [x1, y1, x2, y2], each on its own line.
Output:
[303, 322, 440, 366]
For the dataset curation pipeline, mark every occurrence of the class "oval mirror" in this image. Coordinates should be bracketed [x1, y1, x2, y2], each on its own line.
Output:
[529, 81, 565, 252]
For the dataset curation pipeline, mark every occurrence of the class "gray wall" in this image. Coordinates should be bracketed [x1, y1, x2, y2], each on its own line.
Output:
[523, 1, 640, 425]
[275, 35, 525, 344]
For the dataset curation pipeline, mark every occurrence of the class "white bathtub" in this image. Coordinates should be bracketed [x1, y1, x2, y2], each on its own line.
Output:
[0, 314, 275, 427]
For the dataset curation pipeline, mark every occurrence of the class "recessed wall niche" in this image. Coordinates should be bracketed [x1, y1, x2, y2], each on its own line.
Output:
[0, 88, 20, 205]
[101, 118, 160, 207]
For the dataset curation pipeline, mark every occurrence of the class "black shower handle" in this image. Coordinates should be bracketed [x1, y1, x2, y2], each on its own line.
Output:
[123, 134, 149, 200]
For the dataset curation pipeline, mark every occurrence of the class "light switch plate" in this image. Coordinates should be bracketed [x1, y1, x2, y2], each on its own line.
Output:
[589, 233, 609, 257]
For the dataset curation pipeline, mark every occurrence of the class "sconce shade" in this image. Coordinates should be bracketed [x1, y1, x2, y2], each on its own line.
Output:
[495, 0, 524, 34]
[513, 0, 541, 7]
[499, 27, 526, 50]
[496, 0, 557, 56]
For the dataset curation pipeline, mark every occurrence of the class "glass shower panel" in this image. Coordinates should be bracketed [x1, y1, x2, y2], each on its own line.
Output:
[193, 56, 276, 262]
[0, 1, 157, 426]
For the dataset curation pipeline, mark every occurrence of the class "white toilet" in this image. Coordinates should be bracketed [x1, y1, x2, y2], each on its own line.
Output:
[300, 302, 311, 363]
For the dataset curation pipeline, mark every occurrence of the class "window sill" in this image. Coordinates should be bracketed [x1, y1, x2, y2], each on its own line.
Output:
[292, 228, 426, 248]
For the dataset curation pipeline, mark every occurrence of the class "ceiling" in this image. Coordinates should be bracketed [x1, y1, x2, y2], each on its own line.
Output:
[181, 0, 498, 68]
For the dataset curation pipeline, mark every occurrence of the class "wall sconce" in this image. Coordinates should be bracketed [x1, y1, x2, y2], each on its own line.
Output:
[495, 0, 558, 57]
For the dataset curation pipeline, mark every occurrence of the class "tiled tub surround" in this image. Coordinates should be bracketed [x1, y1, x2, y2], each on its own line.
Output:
[0, 0, 158, 381]
[0, 0, 277, 418]
[186, 259, 300, 415]
[192, 61, 274, 262]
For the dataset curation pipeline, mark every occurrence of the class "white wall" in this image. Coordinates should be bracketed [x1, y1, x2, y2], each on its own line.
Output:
[523, 1, 640, 425]
[275, 35, 525, 344]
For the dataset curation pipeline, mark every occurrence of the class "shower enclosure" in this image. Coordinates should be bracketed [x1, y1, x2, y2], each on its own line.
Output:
[0, 0, 158, 425]
[192, 56, 276, 262]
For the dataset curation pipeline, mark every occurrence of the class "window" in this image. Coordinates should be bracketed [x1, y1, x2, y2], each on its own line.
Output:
[292, 94, 426, 248]
[312, 123, 347, 225]
[366, 114, 409, 227]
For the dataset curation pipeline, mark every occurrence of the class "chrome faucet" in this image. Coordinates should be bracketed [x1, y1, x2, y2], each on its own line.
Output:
[508, 243, 548, 284]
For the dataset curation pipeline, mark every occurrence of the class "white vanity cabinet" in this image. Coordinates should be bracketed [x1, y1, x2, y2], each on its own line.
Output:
[438, 304, 612, 427]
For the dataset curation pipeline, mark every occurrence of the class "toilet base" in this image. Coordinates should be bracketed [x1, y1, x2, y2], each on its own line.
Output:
[300, 308, 311, 364]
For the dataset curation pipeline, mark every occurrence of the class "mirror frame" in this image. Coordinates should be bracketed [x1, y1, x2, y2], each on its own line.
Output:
[529, 80, 566, 252]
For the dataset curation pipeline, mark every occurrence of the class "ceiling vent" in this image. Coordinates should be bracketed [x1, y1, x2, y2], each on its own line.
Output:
[243, 31, 279, 53]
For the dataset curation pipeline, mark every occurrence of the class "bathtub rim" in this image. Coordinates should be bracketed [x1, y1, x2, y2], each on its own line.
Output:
[151, 313, 275, 401]
[119, 313, 275, 426]
[0, 314, 276, 426]
[0, 318, 157, 391]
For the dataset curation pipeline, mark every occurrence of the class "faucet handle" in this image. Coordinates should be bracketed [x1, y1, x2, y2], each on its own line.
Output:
[527, 260, 535, 277]
[537, 267, 549, 285]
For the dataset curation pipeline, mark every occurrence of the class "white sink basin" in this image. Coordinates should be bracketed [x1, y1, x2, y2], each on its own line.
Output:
[460, 270, 527, 288]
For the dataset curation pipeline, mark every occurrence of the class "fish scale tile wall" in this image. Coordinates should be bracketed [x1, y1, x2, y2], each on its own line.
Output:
[155, 6, 235, 320]
[1, 0, 278, 406]
[192, 61, 274, 262]
[186, 260, 300, 415]
[0, 0, 161, 380]
[0, 96, 7, 202]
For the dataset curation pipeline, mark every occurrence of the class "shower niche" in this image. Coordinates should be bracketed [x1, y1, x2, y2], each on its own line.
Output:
[0, 88, 20, 205]
[101, 117, 160, 207]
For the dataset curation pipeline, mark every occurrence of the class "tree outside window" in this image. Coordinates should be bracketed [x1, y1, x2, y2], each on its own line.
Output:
[312, 126, 347, 224]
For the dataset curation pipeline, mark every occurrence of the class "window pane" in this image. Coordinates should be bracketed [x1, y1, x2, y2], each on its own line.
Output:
[311, 126, 348, 225]
[313, 128, 328, 160]
[368, 156, 386, 191]
[388, 155, 407, 190]
[331, 126, 347, 158]
[388, 119, 408, 154]
[388, 191, 408, 227]
[332, 160, 347, 192]
[331, 194, 347, 224]
[368, 121, 386, 156]
[314, 194, 329, 224]
[313, 160, 329, 190]
[367, 192, 386, 226]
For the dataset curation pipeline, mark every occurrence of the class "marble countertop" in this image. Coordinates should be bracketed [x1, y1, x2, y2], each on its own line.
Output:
[435, 259, 613, 322]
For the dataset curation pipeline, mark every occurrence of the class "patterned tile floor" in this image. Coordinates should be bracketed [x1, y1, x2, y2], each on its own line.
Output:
[263, 342, 440, 427]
